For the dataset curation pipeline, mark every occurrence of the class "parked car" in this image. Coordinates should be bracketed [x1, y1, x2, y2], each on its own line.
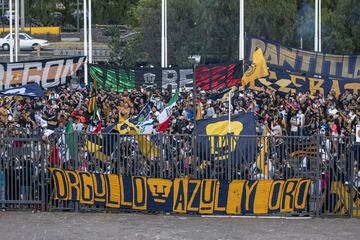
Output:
[0, 33, 49, 51]
[2, 10, 15, 25]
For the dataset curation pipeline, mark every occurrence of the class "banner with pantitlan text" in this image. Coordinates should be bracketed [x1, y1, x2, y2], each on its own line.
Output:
[246, 36, 360, 95]
[246, 36, 360, 80]
[50, 168, 311, 215]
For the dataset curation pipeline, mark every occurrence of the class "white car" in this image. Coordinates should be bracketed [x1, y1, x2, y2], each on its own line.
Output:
[0, 33, 49, 51]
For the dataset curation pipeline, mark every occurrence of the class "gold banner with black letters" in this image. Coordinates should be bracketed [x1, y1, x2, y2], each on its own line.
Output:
[50, 168, 311, 215]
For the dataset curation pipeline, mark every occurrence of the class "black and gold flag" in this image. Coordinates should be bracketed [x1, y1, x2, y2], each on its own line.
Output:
[242, 48, 269, 87]
[196, 113, 257, 163]
[86, 119, 159, 161]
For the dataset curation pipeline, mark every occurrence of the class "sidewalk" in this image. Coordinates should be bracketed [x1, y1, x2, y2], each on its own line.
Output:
[0, 212, 359, 240]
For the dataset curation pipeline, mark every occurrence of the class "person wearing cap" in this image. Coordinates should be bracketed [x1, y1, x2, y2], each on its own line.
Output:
[204, 100, 215, 119]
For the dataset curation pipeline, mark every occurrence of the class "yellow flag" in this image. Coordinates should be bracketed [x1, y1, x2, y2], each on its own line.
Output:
[242, 49, 269, 87]
[88, 78, 98, 113]
[88, 96, 96, 113]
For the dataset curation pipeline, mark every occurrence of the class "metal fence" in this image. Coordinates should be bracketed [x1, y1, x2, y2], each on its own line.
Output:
[0, 131, 359, 217]
[0, 129, 44, 210]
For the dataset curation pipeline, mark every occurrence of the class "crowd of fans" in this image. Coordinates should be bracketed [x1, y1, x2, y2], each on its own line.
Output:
[0, 84, 359, 138]
[1, 83, 360, 210]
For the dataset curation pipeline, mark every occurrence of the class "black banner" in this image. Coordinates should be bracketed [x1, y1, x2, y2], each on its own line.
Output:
[248, 67, 360, 96]
[89, 62, 243, 92]
[0, 56, 85, 90]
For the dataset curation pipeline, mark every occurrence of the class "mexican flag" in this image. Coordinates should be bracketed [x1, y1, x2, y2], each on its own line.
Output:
[158, 88, 179, 132]
[65, 121, 76, 159]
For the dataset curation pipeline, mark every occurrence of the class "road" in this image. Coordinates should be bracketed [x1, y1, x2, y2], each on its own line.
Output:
[0, 41, 109, 52]
[0, 212, 359, 240]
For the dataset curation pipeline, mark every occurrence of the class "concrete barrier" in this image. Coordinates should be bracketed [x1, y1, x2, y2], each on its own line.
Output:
[0, 27, 61, 35]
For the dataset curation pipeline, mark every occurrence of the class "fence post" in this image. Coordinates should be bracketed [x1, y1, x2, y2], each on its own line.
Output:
[349, 136, 354, 218]
[40, 136, 46, 212]
[193, 133, 197, 179]
[315, 134, 321, 217]
[159, 133, 164, 179]
[74, 131, 79, 212]
[227, 133, 232, 182]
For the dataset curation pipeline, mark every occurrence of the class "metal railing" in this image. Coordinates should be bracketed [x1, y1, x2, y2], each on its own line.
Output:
[0, 131, 359, 217]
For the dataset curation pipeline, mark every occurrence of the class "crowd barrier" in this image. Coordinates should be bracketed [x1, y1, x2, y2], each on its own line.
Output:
[0, 131, 359, 217]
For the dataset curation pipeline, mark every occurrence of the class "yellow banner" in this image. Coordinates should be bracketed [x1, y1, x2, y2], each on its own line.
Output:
[0, 27, 60, 35]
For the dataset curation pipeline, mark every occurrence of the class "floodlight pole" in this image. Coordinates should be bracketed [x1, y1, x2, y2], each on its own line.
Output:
[88, 0, 93, 64]
[77, 0, 80, 32]
[9, 0, 13, 62]
[318, 0, 322, 52]
[20, 0, 25, 28]
[239, 0, 244, 61]
[161, 0, 167, 67]
[83, 0, 88, 85]
[314, 0, 318, 52]
[15, 0, 19, 62]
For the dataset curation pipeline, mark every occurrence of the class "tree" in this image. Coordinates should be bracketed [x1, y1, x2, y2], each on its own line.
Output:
[245, 0, 299, 47]
[322, 0, 360, 54]
[122, 0, 199, 67]
[26, 0, 139, 27]
[26, 0, 57, 25]
[26, 0, 360, 61]
[92, 0, 139, 25]
[195, 0, 239, 63]
[123, 0, 301, 66]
